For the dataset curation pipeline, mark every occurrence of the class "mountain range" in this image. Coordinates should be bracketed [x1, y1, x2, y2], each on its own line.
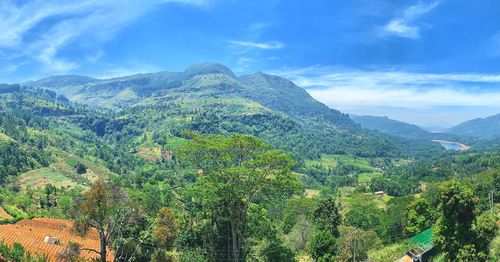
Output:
[350, 115, 464, 141]
[15, 63, 422, 162]
[14, 62, 500, 157]
[448, 114, 500, 138]
[352, 113, 500, 141]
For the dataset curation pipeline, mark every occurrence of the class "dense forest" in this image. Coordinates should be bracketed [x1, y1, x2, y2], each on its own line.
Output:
[0, 65, 498, 261]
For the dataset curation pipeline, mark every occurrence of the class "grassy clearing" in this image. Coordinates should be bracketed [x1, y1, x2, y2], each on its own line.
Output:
[297, 254, 313, 262]
[304, 189, 320, 199]
[135, 131, 161, 161]
[358, 172, 383, 183]
[2, 205, 29, 219]
[342, 193, 388, 212]
[0, 132, 14, 143]
[19, 167, 78, 189]
[338, 186, 356, 197]
[166, 136, 188, 150]
[137, 146, 162, 162]
[368, 242, 407, 262]
[382, 194, 393, 202]
[18, 156, 112, 189]
[305, 154, 374, 171]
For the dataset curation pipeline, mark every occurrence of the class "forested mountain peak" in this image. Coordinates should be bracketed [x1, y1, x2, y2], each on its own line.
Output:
[183, 62, 236, 78]
[240, 72, 355, 127]
[23, 63, 355, 129]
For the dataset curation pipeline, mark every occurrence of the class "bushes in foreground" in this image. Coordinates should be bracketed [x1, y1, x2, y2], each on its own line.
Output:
[0, 241, 49, 262]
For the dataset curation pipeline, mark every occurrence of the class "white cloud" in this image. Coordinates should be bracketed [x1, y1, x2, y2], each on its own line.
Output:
[0, 0, 205, 73]
[272, 66, 500, 109]
[228, 40, 285, 50]
[380, 1, 440, 39]
[272, 66, 500, 125]
[383, 20, 419, 39]
[308, 86, 500, 108]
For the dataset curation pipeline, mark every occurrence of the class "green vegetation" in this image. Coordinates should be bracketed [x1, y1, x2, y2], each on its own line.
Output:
[434, 180, 497, 261]
[358, 172, 383, 183]
[305, 154, 374, 171]
[0, 241, 49, 262]
[0, 65, 498, 261]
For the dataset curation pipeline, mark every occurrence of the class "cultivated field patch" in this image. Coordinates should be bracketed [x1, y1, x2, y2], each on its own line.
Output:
[0, 218, 113, 261]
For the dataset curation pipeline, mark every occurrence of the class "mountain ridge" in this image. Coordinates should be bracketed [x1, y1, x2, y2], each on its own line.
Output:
[450, 113, 500, 138]
[19, 62, 417, 159]
[351, 114, 463, 142]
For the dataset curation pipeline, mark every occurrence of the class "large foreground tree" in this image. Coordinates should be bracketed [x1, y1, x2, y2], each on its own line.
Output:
[178, 133, 300, 262]
[71, 179, 139, 262]
[309, 196, 341, 260]
[433, 180, 497, 261]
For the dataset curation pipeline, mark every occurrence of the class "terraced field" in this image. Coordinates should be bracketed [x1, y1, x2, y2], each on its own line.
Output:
[0, 218, 113, 261]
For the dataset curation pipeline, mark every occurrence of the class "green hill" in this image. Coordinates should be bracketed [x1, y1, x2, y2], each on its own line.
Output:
[351, 114, 463, 142]
[0, 90, 120, 187]
[24, 63, 408, 159]
[450, 113, 500, 138]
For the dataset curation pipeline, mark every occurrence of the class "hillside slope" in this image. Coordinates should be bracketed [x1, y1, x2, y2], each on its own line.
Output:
[351, 115, 431, 139]
[0, 89, 118, 187]
[23, 63, 404, 159]
[450, 113, 500, 138]
[351, 115, 463, 143]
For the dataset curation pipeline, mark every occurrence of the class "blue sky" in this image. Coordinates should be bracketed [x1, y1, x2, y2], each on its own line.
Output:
[1, 0, 500, 127]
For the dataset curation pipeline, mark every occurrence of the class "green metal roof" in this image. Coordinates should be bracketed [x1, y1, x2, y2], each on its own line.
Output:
[408, 227, 433, 251]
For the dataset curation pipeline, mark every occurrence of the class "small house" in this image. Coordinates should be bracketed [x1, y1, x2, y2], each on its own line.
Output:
[43, 236, 60, 245]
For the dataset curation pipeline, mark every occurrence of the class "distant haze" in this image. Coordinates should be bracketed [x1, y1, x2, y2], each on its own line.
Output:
[322, 105, 500, 129]
[271, 68, 500, 128]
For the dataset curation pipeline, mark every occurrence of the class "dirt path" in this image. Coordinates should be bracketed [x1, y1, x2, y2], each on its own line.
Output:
[0, 207, 13, 220]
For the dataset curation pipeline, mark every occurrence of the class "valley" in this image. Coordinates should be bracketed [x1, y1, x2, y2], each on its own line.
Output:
[0, 64, 498, 262]
[1, 1, 500, 261]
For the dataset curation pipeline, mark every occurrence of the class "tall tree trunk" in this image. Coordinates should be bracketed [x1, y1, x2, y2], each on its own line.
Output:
[99, 231, 107, 262]
[231, 219, 240, 262]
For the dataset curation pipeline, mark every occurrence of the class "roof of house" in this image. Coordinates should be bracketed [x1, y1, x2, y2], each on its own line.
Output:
[408, 227, 433, 251]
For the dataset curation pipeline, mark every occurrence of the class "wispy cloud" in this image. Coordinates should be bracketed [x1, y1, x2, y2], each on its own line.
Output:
[228, 40, 285, 50]
[272, 66, 500, 109]
[86, 51, 104, 63]
[248, 22, 271, 32]
[0, 0, 205, 73]
[380, 1, 440, 39]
